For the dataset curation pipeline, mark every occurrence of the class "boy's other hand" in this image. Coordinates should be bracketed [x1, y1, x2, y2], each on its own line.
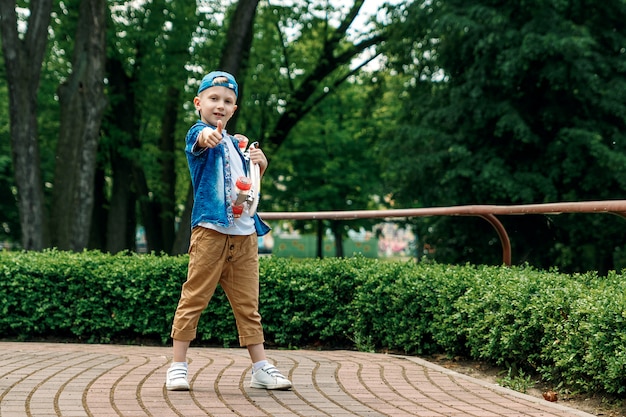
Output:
[249, 146, 269, 175]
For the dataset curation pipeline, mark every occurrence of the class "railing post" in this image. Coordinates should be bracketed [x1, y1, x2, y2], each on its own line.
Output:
[476, 214, 511, 266]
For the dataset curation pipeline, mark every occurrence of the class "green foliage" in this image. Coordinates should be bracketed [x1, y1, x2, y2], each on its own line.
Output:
[2, 0, 396, 255]
[377, 0, 626, 273]
[4, 0, 624, 271]
[448, 266, 586, 368]
[265, 74, 385, 251]
[0, 250, 188, 344]
[497, 367, 535, 394]
[4, 249, 626, 395]
[102, 0, 211, 252]
[538, 271, 626, 394]
[260, 256, 365, 347]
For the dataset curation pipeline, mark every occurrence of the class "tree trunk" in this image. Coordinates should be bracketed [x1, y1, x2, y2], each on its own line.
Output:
[51, 0, 107, 251]
[88, 165, 107, 249]
[331, 221, 344, 258]
[132, 161, 160, 252]
[171, 188, 193, 255]
[316, 220, 324, 259]
[104, 58, 137, 253]
[0, 0, 54, 250]
[172, 0, 260, 254]
[106, 148, 137, 253]
[134, 86, 181, 254]
[158, 86, 179, 253]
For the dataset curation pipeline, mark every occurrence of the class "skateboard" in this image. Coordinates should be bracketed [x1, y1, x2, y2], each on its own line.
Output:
[232, 138, 261, 218]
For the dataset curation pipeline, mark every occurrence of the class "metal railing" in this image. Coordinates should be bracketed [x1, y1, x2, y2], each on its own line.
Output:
[260, 200, 626, 265]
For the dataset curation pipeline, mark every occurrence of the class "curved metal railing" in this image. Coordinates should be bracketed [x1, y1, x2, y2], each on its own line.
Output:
[260, 200, 626, 265]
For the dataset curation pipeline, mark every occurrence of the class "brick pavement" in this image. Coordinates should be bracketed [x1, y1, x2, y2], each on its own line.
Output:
[0, 342, 595, 417]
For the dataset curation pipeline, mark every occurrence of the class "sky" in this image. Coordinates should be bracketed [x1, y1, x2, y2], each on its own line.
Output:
[332, 0, 402, 38]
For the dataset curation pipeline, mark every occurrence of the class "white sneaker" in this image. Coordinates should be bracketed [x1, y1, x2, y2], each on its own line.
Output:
[250, 364, 292, 390]
[166, 363, 190, 391]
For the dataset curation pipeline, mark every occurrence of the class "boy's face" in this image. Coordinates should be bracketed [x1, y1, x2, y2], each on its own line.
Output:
[194, 86, 238, 128]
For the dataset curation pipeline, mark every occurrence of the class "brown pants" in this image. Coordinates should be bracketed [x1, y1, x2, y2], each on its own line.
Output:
[170, 227, 265, 347]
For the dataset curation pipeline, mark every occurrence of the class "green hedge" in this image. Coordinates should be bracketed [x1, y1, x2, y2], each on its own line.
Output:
[1, 250, 626, 394]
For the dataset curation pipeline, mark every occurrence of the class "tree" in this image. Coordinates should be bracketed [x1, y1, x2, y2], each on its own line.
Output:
[0, 51, 20, 245]
[257, 0, 387, 150]
[1, 0, 462, 259]
[226, 0, 393, 257]
[0, 0, 54, 250]
[378, 0, 626, 272]
[101, 0, 214, 254]
[269, 75, 384, 257]
[50, 0, 107, 251]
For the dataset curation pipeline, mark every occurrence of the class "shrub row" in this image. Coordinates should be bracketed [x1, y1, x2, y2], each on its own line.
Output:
[1, 250, 625, 394]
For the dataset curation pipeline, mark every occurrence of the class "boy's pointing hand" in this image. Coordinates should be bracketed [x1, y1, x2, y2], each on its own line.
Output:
[198, 120, 223, 148]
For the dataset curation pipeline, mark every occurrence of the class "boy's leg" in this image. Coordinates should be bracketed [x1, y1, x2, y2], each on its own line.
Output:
[247, 343, 266, 363]
[167, 339, 192, 391]
[173, 339, 191, 363]
[170, 227, 227, 344]
[219, 233, 264, 347]
[220, 234, 291, 390]
[167, 227, 228, 391]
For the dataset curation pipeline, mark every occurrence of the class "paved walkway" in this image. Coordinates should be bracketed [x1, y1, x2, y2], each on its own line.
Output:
[0, 342, 594, 417]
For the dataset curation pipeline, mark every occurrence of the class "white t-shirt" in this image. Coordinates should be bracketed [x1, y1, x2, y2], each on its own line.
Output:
[199, 137, 256, 235]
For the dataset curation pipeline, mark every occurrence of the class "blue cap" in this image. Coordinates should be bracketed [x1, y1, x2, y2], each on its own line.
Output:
[197, 71, 238, 98]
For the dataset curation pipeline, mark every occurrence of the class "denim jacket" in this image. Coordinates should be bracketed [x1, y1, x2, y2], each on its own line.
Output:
[185, 121, 271, 236]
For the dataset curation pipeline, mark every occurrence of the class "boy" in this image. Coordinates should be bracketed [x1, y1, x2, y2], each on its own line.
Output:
[166, 71, 292, 391]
